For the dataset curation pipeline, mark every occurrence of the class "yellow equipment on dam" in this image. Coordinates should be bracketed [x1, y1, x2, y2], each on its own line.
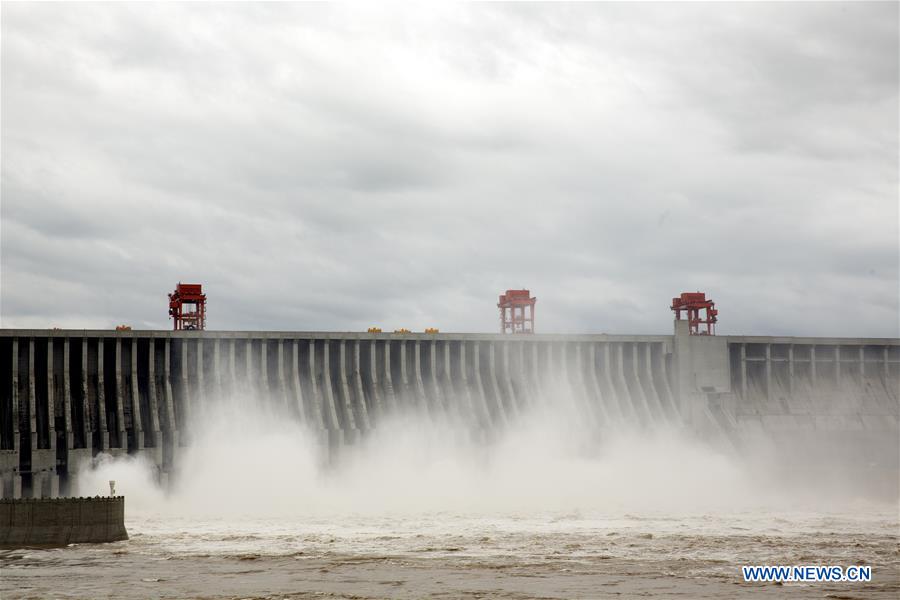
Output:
[0, 324, 897, 498]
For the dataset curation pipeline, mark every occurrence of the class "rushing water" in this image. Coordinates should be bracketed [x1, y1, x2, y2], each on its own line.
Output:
[2, 398, 898, 599]
[3, 509, 898, 599]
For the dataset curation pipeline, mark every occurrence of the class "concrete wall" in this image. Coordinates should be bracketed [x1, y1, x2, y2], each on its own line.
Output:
[0, 496, 127, 546]
[0, 328, 896, 497]
[721, 334, 900, 475]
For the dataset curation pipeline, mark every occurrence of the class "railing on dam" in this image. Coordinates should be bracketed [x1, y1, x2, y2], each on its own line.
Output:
[0, 328, 897, 498]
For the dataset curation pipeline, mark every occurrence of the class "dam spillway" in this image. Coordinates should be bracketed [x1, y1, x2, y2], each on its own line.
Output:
[0, 323, 897, 499]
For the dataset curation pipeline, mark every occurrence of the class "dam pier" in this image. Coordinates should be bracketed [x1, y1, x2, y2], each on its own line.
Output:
[0, 323, 897, 498]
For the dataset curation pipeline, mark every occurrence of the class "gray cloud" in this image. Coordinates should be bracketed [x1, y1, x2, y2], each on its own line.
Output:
[2, 2, 897, 337]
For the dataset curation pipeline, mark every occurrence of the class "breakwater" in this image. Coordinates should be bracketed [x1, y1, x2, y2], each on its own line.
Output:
[0, 496, 127, 546]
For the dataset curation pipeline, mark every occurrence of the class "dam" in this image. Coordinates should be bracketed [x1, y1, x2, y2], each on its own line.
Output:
[0, 323, 897, 499]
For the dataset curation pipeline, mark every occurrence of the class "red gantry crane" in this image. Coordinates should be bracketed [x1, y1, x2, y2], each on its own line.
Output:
[498, 289, 536, 334]
[169, 283, 206, 330]
[670, 291, 717, 335]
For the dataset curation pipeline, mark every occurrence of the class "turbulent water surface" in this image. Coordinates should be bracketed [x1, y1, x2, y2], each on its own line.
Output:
[3, 509, 899, 599]
[2, 401, 898, 599]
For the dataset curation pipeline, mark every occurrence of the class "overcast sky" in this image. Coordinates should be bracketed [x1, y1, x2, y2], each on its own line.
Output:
[1, 3, 897, 337]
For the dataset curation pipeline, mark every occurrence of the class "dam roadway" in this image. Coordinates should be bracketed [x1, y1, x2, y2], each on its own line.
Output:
[0, 324, 897, 498]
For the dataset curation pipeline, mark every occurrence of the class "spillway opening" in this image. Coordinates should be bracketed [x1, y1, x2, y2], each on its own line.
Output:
[0, 333, 894, 513]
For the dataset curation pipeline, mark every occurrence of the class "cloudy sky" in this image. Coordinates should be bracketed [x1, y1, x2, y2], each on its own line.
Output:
[1, 3, 897, 336]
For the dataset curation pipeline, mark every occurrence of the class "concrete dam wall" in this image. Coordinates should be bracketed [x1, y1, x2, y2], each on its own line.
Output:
[0, 325, 897, 498]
